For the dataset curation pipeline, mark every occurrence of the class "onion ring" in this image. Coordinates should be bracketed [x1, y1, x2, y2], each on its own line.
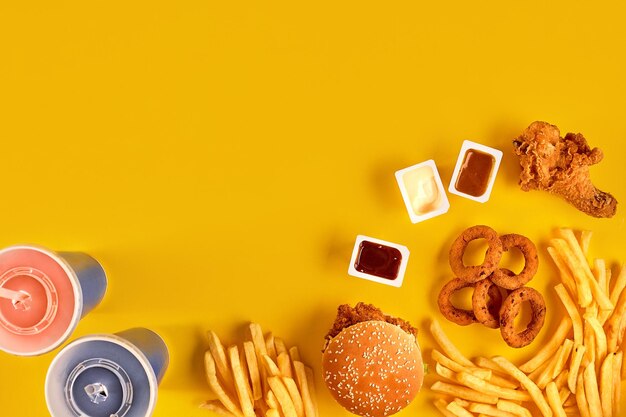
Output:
[491, 234, 539, 290]
[472, 277, 506, 329]
[499, 287, 546, 348]
[438, 278, 478, 326]
[449, 225, 503, 283]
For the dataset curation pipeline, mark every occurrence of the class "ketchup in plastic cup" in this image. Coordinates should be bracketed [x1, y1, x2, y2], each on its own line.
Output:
[0, 245, 107, 356]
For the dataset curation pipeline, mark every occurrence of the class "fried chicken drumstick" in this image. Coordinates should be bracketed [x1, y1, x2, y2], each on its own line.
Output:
[513, 121, 617, 218]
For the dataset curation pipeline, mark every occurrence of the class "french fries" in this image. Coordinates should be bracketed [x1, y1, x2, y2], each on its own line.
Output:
[599, 354, 613, 417]
[519, 317, 571, 374]
[496, 400, 532, 417]
[431, 320, 476, 368]
[554, 284, 583, 345]
[229, 346, 256, 417]
[430, 229, 625, 417]
[431, 381, 499, 404]
[204, 323, 318, 417]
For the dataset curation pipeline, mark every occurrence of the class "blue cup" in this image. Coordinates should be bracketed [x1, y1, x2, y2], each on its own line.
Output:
[45, 328, 169, 417]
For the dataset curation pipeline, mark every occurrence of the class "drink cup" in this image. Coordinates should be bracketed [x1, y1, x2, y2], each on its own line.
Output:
[0, 245, 107, 356]
[46, 328, 169, 417]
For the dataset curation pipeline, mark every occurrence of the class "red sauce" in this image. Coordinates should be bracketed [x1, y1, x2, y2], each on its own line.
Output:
[355, 241, 402, 280]
[455, 149, 495, 197]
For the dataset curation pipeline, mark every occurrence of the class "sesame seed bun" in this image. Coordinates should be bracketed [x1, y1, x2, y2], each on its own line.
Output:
[322, 320, 424, 417]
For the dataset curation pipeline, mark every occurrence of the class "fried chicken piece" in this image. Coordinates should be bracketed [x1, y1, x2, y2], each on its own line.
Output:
[324, 302, 417, 349]
[512, 121, 617, 218]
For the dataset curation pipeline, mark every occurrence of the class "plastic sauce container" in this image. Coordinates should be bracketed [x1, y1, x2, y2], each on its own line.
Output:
[448, 140, 503, 203]
[395, 160, 450, 223]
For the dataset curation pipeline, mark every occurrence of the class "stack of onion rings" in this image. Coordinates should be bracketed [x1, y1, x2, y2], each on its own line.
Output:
[438, 225, 546, 348]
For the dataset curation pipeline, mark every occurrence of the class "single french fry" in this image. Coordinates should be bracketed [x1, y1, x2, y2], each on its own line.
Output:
[594, 259, 608, 300]
[431, 320, 475, 368]
[277, 352, 293, 378]
[249, 323, 270, 397]
[519, 317, 572, 373]
[457, 372, 530, 402]
[205, 352, 244, 417]
[475, 357, 508, 374]
[274, 337, 287, 356]
[551, 238, 593, 308]
[612, 351, 622, 416]
[599, 353, 613, 417]
[267, 376, 297, 417]
[554, 369, 569, 391]
[282, 377, 304, 417]
[240, 347, 254, 404]
[265, 333, 277, 361]
[546, 382, 567, 417]
[585, 314, 607, 364]
[452, 398, 470, 407]
[609, 264, 626, 307]
[434, 398, 458, 417]
[433, 350, 491, 379]
[558, 386, 570, 405]
[431, 381, 498, 404]
[228, 346, 255, 417]
[262, 354, 281, 377]
[576, 371, 591, 417]
[491, 356, 552, 417]
[584, 363, 602, 416]
[293, 361, 316, 417]
[496, 400, 532, 417]
[584, 319, 597, 364]
[289, 346, 300, 362]
[446, 401, 474, 417]
[488, 373, 519, 390]
[200, 400, 238, 416]
[577, 230, 593, 256]
[605, 287, 626, 353]
[552, 339, 574, 379]
[548, 246, 578, 299]
[617, 316, 626, 347]
[303, 366, 318, 417]
[468, 402, 517, 417]
[243, 341, 262, 401]
[555, 284, 583, 345]
[207, 331, 235, 390]
[265, 389, 279, 409]
[567, 343, 586, 393]
[436, 362, 456, 381]
[249, 323, 268, 356]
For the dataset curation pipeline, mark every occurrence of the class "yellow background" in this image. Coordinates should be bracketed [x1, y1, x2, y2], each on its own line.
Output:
[1, 1, 626, 416]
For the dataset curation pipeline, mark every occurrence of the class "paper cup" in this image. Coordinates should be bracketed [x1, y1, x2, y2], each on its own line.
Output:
[46, 328, 169, 417]
[0, 245, 107, 356]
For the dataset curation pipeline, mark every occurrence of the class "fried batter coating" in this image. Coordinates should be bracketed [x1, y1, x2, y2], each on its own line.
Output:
[324, 302, 417, 346]
[513, 121, 617, 218]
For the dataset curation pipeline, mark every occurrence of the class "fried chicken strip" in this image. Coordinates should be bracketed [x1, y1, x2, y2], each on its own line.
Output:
[513, 121, 617, 218]
[323, 302, 417, 351]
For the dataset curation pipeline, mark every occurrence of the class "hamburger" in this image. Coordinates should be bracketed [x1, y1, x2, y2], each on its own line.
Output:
[322, 303, 424, 417]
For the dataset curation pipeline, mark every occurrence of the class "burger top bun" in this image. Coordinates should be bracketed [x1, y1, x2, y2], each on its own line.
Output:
[322, 320, 424, 417]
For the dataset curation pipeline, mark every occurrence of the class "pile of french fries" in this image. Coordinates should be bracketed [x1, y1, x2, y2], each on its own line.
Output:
[203, 323, 319, 417]
[430, 228, 626, 417]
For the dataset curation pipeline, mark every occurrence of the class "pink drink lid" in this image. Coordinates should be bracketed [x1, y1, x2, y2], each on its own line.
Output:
[0, 246, 80, 356]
